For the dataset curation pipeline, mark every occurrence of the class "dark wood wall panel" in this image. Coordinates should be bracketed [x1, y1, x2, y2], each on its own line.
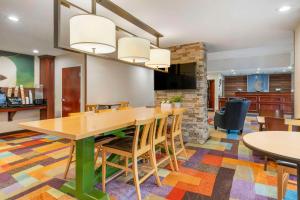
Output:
[269, 74, 291, 92]
[224, 76, 247, 97]
[224, 74, 292, 97]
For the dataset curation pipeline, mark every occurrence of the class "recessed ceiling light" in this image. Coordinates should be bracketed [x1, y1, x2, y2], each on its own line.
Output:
[8, 15, 19, 22]
[278, 5, 291, 13]
[232, 71, 236, 75]
[288, 66, 293, 69]
[257, 68, 261, 71]
[283, 69, 287, 72]
[33, 49, 39, 54]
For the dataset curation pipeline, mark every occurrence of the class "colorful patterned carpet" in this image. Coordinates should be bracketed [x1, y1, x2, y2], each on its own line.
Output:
[0, 114, 297, 200]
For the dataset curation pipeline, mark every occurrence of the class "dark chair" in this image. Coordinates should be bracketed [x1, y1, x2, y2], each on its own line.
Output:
[214, 99, 250, 134]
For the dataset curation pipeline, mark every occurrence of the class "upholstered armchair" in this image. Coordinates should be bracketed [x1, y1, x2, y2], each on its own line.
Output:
[214, 99, 250, 134]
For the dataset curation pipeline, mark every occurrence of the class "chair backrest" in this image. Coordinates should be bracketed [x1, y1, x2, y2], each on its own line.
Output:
[171, 109, 185, 137]
[86, 104, 97, 112]
[153, 113, 168, 145]
[259, 109, 283, 118]
[132, 118, 155, 156]
[285, 119, 300, 132]
[119, 101, 129, 108]
[223, 100, 250, 130]
[265, 117, 288, 131]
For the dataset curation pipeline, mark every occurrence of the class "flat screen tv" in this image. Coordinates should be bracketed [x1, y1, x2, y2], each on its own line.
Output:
[154, 62, 197, 90]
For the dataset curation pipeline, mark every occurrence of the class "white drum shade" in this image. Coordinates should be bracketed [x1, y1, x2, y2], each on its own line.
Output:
[70, 15, 116, 54]
[118, 37, 150, 63]
[146, 48, 171, 68]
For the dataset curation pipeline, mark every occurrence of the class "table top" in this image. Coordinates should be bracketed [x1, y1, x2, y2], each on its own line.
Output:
[243, 131, 300, 163]
[20, 107, 183, 140]
[97, 103, 121, 106]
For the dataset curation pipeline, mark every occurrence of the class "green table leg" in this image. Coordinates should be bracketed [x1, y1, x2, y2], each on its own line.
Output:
[60, 137, 110, 200]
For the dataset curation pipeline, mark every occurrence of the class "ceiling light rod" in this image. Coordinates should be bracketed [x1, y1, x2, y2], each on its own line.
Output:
[60, 0, 90, 13]
[96, 0, 163, 38]
[92, 0, 96, 14]
[59, 0, 159, 48]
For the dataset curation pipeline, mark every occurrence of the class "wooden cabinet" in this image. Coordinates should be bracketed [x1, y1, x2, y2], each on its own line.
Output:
[219, 92, 293, 115]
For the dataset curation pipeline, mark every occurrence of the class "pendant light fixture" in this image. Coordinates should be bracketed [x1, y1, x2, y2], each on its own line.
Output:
[146, 48, 171, 68]
[70, 14, 116, 54]
[118, 37, 150, 63]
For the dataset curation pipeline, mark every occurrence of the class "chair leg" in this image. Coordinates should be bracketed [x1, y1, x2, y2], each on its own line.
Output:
[64, 142, 75, 179]
[132, 157, 142, 200]
[94, 145, 101, 166]
[277, 166, 289, 200]
[171, 136, 179, 171]
[264, 156, 268, 171]
[102, 150, 107, 192]
[282, 172, 289, 199]
[149, 150, 162, 187]
[125, 156, 128, 177]
[164, 139, 175, 171]
[227, 129, 230, 134]
[239, 129, 243, 134]
[178, 134, 188, 160]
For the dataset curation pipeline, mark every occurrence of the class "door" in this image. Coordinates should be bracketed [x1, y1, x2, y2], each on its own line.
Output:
[207, 80, 215, 111]
[62, 67, 81, 117]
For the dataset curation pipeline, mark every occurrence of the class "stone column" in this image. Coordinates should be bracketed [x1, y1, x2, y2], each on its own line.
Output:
[295, 24, 300, 119]
[155, 42, 209, 144]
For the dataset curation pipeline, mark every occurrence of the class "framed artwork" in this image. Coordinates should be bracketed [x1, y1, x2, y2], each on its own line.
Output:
[247, 74, 269, 92]
[0, 50, 34, 87]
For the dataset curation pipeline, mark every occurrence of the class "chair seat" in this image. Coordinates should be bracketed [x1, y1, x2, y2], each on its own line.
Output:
[95, 134, 116, 143]
[123, 126, 136, 136]
[103, 136, 133, 152]
[276, 160, 297, 168]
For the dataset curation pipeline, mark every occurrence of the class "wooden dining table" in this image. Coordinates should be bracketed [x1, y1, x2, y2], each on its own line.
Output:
[243, 131, 300, 200]
[19, 107, 181, 200]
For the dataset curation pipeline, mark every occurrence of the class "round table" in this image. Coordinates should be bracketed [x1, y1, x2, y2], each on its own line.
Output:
[243, 131, 300, 200]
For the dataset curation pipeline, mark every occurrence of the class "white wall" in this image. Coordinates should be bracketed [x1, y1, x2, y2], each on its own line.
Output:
[295, 24, 300, 119]
[0, 56, 40, 133]
[54, 53, 85, 117]
[207, 73, 223, 111]
[207, 43, 293, 75]
[87, 55, 154, 107]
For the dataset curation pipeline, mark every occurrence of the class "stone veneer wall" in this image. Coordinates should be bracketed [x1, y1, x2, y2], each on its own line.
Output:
[155, 42, 209, 144]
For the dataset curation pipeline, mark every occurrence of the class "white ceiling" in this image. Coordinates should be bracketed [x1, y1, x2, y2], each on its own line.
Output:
[0, 0, 300, 62]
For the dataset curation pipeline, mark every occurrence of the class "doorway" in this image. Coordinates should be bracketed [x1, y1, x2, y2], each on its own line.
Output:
[62, 67, 81, 117]
[207, 80, 215, 111]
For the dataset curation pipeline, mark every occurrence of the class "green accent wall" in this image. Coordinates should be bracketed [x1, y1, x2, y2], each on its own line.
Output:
[0, 51, 34, 87]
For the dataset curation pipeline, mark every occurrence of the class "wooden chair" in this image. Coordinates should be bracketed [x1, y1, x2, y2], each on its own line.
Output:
[64, 112, 116, 179]
[85, 104, 98, 112]
[152, 113, 174, 171]
[263, 117, 288, 171]
[102, 118, 161, 200]
[119, 101, 129, 109]
[276, 119, 300, 200]
[169, 108, 188, 171]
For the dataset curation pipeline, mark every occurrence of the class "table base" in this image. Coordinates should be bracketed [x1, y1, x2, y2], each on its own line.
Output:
[60, 137, 123, 200]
